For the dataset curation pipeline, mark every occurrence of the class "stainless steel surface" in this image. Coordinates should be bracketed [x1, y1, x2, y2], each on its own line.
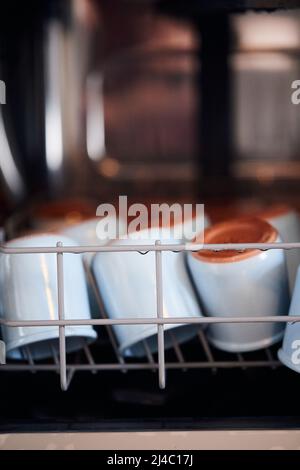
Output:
[0, 0, 93, 203]
[0, 109, 25, 202]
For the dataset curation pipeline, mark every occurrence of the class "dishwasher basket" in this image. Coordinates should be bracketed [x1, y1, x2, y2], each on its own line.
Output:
[0, 238, 299, 391]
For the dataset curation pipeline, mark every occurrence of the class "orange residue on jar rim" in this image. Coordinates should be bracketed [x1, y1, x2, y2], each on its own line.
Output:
[192, 217, 278, 263]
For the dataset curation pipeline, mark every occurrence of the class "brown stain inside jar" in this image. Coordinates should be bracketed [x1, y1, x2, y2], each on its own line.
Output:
[193, 217, 278, 263]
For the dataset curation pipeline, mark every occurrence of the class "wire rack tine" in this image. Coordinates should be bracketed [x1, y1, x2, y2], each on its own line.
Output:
[83, 339, 97, 374]
[51, 345, 59, 364]
[168, 331, 186, 371]
[237, 353, 247, 370]
[155, 240, 166, 389]
[23, 346, 34, 365]
[57, 242, 68, 391]
[66, 368, 76, 389]
[23, 346, 36, 374]
[142, 340, 156, 372]
[198, 330, 217, 373]
[50, 344, 60, 376]
[265, 348, 277, 369]
[83, 259, 127, 373]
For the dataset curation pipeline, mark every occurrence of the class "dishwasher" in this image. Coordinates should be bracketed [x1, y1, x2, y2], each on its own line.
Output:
[1, 0, 300, 451]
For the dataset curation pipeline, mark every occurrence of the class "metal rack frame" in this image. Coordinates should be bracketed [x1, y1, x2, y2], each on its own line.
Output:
[0, 240, 299, 391]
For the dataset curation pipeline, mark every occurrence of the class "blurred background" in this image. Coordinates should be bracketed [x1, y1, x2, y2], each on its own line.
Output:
[1, 0, 300, 231]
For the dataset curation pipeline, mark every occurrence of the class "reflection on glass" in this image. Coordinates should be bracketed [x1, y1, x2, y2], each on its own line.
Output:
[45, 22, 64, 173]
[0, 110, 25, 200]
[231, 11, 300, 181]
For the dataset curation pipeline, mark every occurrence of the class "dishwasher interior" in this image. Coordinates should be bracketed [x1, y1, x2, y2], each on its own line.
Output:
[1, 0, 300, 434]
[1, 200, 300, 434]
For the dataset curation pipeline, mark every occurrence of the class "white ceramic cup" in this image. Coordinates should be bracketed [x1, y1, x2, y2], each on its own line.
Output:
[278, 266, 300, 373]
[187, 218, 290, 353]
[0, 234, 97, 360]
[258, 205, 300, 293]
[92, 228, 202, 357]
[61, 216, 127, 319]
[61, 216, 127, 266]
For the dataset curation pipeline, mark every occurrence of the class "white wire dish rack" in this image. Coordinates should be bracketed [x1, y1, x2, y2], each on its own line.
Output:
[0, 240, 300, 392]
